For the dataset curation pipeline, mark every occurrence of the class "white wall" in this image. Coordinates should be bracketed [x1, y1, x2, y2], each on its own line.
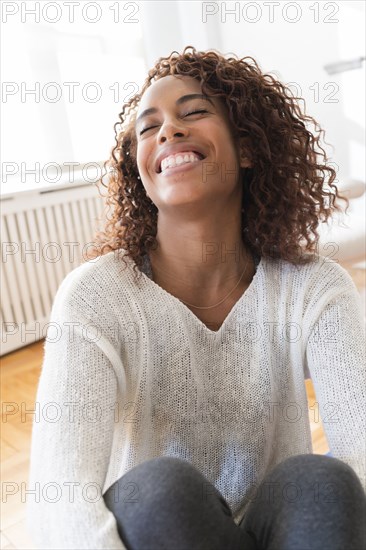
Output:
[2, 1, 364, 196]
[1, 6, 147, 194]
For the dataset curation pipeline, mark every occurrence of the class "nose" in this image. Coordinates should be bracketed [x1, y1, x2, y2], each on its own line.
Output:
[158, 118, 189, 143]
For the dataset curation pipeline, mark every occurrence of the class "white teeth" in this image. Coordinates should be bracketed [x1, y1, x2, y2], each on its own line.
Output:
[160, 151, 201, 172]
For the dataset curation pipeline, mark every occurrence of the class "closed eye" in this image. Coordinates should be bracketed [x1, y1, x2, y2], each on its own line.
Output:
[139, 110, 208, 135]
[139, 126, 156, 136]
[184, 109, 208, 116]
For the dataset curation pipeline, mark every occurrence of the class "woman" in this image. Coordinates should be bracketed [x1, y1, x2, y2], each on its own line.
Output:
[27, 46, 365, 549]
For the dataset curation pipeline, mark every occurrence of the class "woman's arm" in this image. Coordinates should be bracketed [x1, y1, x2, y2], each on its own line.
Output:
[26, 283, 127, 549]
[305, 284, 366, 492]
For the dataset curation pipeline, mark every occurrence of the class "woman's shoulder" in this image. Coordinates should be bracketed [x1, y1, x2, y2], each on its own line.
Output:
[270, 252, 358, 313]
[269, 252, 354, 285]
[51, 249, 135, 315]
[294, 253, 356, 290]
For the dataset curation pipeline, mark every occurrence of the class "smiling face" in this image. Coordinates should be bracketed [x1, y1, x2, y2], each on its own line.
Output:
[134, 74, 252, 213]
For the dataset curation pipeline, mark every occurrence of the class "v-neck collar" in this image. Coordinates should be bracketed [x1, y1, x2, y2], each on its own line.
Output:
[137, 252, 262, 337]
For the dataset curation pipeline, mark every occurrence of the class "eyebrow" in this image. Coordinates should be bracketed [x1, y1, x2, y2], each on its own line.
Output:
[135, 94, 215, 127]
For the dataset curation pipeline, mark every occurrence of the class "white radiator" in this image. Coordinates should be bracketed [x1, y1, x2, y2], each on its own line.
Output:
[1, 182, 106, 356]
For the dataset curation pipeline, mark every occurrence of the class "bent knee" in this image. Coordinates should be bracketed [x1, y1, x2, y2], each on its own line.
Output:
[104, 456, 206, 506]
[267, 454, 364, 493]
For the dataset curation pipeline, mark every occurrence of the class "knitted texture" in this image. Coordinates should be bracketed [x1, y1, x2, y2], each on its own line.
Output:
[26, 249, 366, 549]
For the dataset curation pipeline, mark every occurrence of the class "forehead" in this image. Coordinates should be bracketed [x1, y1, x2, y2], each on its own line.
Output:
[136, 75, 215, 115]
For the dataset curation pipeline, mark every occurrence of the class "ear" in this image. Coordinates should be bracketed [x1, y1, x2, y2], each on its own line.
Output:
[238, 137, 253, 169]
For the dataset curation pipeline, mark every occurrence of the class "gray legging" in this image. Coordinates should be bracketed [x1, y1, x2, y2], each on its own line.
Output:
[103, 453, 366, 550]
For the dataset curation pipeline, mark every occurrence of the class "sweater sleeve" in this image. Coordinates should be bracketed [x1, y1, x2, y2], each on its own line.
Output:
[305, 282, 366, 492]
[26, 276, 127, 549]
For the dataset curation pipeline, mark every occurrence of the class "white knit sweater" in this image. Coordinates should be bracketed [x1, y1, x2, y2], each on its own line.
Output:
[26, 249, 366, 549]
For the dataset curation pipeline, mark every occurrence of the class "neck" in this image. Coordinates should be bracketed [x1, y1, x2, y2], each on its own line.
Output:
[149, 212, 255, 297]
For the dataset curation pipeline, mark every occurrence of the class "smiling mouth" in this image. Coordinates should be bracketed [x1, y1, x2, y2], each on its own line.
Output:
[157, 152, 206, 174]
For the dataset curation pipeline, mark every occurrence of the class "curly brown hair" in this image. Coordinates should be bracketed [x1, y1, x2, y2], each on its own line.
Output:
[86, 45, 349, 283]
